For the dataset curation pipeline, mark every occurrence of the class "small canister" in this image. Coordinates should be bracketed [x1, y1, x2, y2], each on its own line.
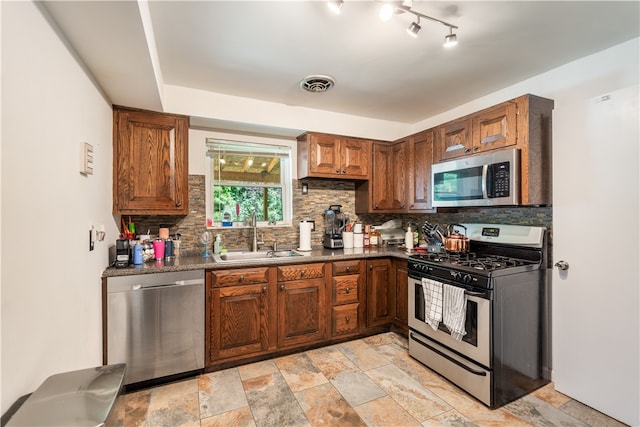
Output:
[164, 239, 174, 258]
[133, 244, 143, 265]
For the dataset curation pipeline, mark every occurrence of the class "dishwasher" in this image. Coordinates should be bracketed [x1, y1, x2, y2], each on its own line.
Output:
[106, 270, 204, 385]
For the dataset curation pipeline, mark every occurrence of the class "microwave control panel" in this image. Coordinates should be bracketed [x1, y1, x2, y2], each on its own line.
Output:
[490, 162, 510, 197]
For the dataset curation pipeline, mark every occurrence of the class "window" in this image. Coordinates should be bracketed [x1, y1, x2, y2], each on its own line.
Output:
[205, 139, 293, 227]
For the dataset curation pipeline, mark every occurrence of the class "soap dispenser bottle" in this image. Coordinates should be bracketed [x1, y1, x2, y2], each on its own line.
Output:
[214, 234, 222, 254]
[405, 226, 414, 250]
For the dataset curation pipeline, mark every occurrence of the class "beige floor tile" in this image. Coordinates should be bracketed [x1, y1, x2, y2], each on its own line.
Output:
[243, 371, 309, 426]
[275, 352, 329, 392]
[362, 331, 409, 349]
[295, 382, 366, 426]
[199, 368, 248, 418]
[337, 339, 392, 371]
[149, 378, 198, 405]
[422, 409, 478, 427]
[142, 392, 200, 427]
[355, 395, 422, 427]
[559, 399, 628, 427]
[530, 382, 571, 407]
[306, 345, 360, 380]
[237, 359, 279, 381]
[331, 370, 387, 407]
[200, 406, 256, 427]
[366, 364, 452, 422]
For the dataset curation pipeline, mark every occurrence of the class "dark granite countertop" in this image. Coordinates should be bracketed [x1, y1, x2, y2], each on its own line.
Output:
[102, 246, 411, 278]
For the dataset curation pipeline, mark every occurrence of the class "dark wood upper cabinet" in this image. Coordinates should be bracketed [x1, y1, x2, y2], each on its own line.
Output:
[113, 106, 189, 215]
[297, 132, 370, 179]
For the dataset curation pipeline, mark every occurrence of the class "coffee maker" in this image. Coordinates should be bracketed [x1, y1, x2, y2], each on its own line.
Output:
[323, 205, 348, 249]
[115, 238, 130, 268]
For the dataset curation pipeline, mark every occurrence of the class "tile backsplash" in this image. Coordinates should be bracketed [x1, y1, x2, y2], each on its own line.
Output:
[127, 175, 552, 256]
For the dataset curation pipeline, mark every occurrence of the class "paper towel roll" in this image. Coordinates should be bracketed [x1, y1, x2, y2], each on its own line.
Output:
[354, 233, 364, 248]
[299, 220, 313, 251]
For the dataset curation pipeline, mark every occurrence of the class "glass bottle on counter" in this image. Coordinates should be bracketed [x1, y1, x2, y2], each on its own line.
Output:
[369, 227, 381, 247]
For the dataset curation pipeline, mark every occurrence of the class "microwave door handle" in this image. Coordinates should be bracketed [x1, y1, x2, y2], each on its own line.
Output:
[481, 164, 489, 199]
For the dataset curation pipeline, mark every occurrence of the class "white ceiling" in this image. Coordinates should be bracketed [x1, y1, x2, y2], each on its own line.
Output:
[42, 1, 639, 129]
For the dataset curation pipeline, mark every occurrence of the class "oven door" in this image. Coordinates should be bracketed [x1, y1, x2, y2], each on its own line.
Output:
[408, 277, 491, 367]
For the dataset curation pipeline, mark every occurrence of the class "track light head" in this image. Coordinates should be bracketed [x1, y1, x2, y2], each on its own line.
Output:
[327, 0, 343, 15]
[407, 19, 421, 38]
[444, 28, 458, 47]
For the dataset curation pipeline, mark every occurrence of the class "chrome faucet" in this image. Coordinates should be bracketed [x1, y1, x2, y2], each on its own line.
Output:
[250, 212, 258, 252]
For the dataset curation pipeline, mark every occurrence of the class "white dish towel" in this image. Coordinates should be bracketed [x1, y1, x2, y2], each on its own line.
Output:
[421, 278, 443, 331]
[443, 284, 467, 341]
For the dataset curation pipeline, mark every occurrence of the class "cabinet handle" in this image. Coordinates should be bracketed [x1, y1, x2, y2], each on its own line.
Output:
[345, 287, 351, 293]
[280, 284, 285, 291]
[176, 200, 182, 207]
[345, 316, 350, 323]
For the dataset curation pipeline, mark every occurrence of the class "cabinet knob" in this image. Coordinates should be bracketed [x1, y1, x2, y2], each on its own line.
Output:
[369, 265, 373, 270]
[473, 146, 479, 151]
[239, 276, 244, 282]
[280, 284, 285, 291]
[342, 169, 346, 174]
[374, 204, 378, 209]
[346, 266, 350, 272]
[410, 204, 414, 208]
[176, 200, 182, 207]
[336, 168, 341, 173]
[262, 286, 267, 293]
[345, 287, 351, 293]
[345, 316, 351, 323]
[401, 204, 405, 208]
[464, 148, 471, 153]
[300, 270, 305, 277]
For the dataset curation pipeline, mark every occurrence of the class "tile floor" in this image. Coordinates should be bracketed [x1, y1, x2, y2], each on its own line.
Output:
[106, 332, 627, 427]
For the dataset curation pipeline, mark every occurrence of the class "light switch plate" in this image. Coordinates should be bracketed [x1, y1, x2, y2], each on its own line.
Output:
[80, 142, 94, 175]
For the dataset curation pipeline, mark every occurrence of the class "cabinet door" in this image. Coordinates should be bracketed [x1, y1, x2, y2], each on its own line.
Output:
[366, 259, 393, 328]
[392, 259, 409, 332]
[371, 143, 393, 210]
[437, 117, 473, 161]
[341, 138, 370, 178]
[408, 130, 435, 211]
[278, 278, 326, 348]
[113, 107, 189, 215]
[308, 133, 342, 176]
[472, 101, 517, 153]
[209, 283, 270, 362]
[391, 140, 408, 210]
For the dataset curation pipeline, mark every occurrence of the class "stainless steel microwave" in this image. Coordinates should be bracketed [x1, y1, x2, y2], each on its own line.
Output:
[432, 148, 520, 207]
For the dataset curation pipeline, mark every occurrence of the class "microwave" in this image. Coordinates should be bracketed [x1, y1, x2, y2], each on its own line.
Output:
[432, 148, 520, 207]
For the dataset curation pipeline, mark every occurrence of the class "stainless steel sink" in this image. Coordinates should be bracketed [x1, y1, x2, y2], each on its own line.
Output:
[213, 250, 302, 262]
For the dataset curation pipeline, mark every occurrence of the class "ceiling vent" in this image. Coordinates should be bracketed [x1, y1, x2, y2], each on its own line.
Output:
[300, 75, 335, 93]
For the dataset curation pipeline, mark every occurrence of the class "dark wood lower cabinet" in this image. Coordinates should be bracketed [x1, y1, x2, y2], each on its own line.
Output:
[277, 277, 326, 348]
[392, 259, 409, 333]
[366, 259, 393, 328]
[206, 256, 407, 368]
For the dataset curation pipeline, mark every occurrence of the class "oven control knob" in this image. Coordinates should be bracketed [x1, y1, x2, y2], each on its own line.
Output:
[462, 274, 472, 284]
[451, 271, 461, 281]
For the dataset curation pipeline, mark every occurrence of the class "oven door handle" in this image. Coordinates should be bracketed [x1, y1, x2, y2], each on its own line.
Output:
[410, 332, 487, 377]
[465, 290, 487, 298]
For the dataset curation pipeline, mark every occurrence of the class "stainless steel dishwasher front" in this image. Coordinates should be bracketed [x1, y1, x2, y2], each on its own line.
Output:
[106, 270, 204, 385]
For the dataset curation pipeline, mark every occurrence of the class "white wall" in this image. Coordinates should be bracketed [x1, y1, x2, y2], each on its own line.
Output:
[1, 1, 118, 412]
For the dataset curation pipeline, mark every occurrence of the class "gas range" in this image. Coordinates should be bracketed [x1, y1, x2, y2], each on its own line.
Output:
[407, 223, 550, 408]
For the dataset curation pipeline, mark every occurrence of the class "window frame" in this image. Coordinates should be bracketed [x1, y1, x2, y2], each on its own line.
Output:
[205, 138, 293, 229]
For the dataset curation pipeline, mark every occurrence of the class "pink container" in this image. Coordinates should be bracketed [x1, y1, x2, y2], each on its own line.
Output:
[152, 239, 165, 260]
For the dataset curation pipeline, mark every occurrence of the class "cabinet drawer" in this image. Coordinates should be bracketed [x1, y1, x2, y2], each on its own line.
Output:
[209, 267, 269, 287]
[332, 260, 362, 276]
[277, 263, 324, 282]
[332, 304, 359, 336]
[332, 275, 359, 305]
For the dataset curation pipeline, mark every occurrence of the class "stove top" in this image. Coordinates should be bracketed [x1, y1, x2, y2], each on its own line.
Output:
[409, 252, 539, 272]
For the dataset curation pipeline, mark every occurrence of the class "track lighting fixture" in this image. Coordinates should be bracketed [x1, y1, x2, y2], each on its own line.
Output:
[328, 1, 459, 46]
[327, 0, 343, 15]
[407, 17, 421, 38]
